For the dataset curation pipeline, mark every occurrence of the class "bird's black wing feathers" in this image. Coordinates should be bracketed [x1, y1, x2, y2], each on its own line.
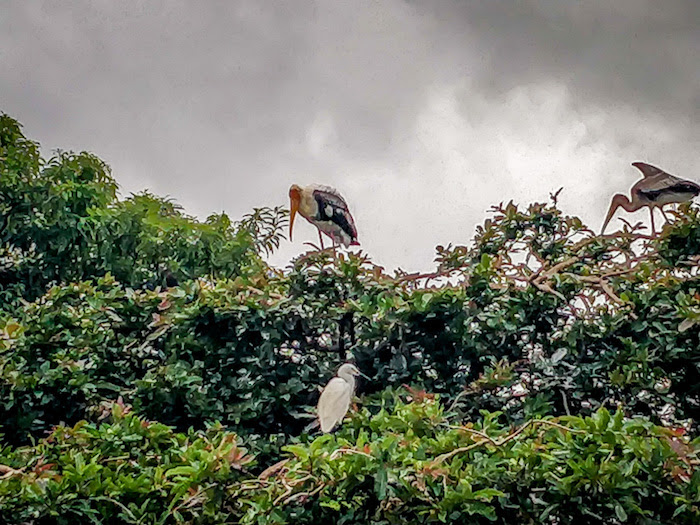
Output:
[313, 189, 358, 240]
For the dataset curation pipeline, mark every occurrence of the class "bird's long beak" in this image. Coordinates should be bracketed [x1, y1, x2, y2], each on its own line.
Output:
[358, 371, 371, 380]
[601, 199, 620, 235]
[289, 197, 299, 242]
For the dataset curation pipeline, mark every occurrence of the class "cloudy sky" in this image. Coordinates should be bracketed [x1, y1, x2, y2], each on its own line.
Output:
[2, 1, 698, 272]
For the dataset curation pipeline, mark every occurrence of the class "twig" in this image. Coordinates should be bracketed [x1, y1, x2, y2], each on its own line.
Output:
[273, 482, 299, 506]
[282, 482, 326, 505]
[172, 482, 217, 513]
[449, 426, 498, 446]
[531, 280, 567, 301]
[258, 459, 289, 480]
[560, 390, 571, 416]
[395, 269, 455, 284]
[562, 272, 636, 315]
[601, 267, 638, 278]
[272, 474, 316, 506]
[91, 496, 139, 523]
[581, 508, 605, 521]
[598, 280, 625, 305]
[495, 421, 535, 447]
[541, 257, 580, 279]
[650, 483, 685, 499]
[432, 442, 485, 464]
[431, 419, 583, 465]
[446, 389, 471, 413]
[531, 419, 584, 434]
[237, 478, 271, 488]
[329, 448, 374, 461]
[0, 466, 22, 480]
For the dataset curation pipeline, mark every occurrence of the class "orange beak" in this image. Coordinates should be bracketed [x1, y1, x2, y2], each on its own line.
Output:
[601, 197, 621, 235]
[289, 195, 299, 242]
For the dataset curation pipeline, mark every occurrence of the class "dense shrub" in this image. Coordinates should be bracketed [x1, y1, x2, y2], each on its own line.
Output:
[234, 394, 700, 524]
[2, 396, 697, 524]
[0, 402, 252, 524]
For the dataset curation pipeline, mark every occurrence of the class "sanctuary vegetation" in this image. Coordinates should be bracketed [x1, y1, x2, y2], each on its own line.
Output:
[1, 113, 699, 523]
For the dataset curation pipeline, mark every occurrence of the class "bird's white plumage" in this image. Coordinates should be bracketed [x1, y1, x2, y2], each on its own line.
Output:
[317, 376, 353, 433]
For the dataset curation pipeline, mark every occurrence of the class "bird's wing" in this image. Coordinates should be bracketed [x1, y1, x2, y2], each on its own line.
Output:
[317, 377, 352, 433]
[635, 173, 700, 198]
[311, 187, 358, 241]
[632, 162, 666, 179]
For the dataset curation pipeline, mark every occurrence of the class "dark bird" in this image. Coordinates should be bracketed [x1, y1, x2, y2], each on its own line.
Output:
[601, 162, 700, 235]
[164, 271, 179, 288]
[289, 184, 359, 249]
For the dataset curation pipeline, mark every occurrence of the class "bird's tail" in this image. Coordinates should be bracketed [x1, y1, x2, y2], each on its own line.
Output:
[303, 419, 320, 433]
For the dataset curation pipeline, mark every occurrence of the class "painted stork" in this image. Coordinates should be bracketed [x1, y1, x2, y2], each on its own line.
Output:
[601, 162, 700, 235]
[288, 184, 359, 249]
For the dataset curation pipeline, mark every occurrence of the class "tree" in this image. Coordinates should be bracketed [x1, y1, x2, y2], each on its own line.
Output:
[1, 113, 699, 523]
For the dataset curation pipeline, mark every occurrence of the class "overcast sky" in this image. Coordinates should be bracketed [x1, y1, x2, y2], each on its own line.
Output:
[2, 1, 698, 272]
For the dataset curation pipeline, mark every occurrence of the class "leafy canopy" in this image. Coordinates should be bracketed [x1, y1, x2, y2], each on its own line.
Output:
[1, 113, 699, 523]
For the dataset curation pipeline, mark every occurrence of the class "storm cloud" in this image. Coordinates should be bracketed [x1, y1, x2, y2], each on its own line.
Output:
[2, 1, 698, 271]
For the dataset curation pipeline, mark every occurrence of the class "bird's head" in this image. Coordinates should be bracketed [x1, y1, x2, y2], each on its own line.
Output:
[601, 193, 631, 235]
[337, 363, 368, 381]
[288, 184, 302, 242]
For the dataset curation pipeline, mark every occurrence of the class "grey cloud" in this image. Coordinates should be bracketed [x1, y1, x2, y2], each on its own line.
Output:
[1, 1, 698, 271]
[425, 1, 699, 121]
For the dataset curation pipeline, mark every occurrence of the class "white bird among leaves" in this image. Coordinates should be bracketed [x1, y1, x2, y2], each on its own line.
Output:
[317, 363, 365, 433]
[601, 162, 700, 235]
[289, 184, 359, 250]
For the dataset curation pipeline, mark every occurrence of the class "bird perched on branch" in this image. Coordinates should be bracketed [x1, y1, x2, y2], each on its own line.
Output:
[601, 162, 700, 235]
[289, 184, 359, 250]
[317, 363, 366, 433]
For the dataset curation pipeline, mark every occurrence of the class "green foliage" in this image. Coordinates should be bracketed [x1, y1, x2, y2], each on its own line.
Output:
[2, 396, 697, 524]
[0, 113, 283, 305]
[0, 402, 253, 524]
[2, 112, 700, 522]
[83, 193, 269, 287]
[233, 395, 700, 524]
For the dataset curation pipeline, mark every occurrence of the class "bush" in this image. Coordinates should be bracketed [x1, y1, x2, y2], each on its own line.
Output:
[233, 394, 700, 524]
[0, 402, 252, 524]
[2, 396, 697, 524]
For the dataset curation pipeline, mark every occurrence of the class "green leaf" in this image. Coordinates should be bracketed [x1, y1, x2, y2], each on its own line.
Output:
[375, 465, 388, 500]
[165, 466, 196, 478]
[615, 503, 628, 522]
[472, 488, 505, 501]
[320, 500, 341, 511]
[282, 445, 309, 461]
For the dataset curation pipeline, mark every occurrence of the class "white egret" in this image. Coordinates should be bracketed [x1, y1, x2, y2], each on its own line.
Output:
[317, 363, 366, 433]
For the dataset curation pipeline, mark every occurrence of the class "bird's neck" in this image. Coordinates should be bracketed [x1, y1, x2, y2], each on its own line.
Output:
[340, 374, 356, 392]
[616, 195, 642, 213]
[299, 191, 316, 219]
